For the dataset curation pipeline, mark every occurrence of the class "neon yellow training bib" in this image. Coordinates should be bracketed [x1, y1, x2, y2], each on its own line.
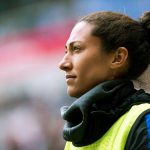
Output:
[65, 103, 150, 150]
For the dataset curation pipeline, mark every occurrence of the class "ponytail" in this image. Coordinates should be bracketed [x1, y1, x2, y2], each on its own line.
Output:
[140, 12, 150, 44]
[134, 12, 150, 91]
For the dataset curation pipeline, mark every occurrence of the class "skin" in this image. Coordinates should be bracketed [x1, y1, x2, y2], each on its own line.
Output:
[59, 21, 128, 98]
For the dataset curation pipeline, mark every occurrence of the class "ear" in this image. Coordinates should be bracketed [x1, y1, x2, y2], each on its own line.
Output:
[110, 47, 128, 69]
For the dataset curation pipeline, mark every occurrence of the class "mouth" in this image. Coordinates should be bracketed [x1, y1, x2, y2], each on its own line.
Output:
[66, 75, 76, 79]
[65, 75, 76, 83]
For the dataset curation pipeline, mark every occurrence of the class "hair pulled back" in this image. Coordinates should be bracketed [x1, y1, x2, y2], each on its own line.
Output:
[79, 11, 150, 80]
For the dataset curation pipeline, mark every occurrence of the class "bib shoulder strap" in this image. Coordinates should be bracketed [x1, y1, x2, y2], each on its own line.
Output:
[125, 107, 150, 150]
[64, 103, 150, 150]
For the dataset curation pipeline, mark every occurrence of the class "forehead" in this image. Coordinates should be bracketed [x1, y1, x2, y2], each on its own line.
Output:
[66, 22, 95, 45]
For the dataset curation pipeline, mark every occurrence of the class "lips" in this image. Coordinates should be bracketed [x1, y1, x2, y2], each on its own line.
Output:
[65, 75, 76, 84]
[66, 75, 76, 79]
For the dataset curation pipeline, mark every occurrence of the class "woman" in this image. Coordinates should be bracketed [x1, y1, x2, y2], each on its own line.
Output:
[59, 11, 150, 150]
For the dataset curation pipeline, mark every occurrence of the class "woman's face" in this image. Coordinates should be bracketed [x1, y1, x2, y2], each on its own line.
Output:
[59, 21, 115, 98]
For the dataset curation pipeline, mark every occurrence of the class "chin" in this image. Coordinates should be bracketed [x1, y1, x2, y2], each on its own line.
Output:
[67, 88, 87, 98]
[67, 91, 79, 98]
[67, 89, 81, 98]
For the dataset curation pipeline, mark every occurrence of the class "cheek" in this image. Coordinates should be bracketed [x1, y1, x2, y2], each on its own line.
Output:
[75, 58, 91, 77]
[74, 50, 111, 78]
[81, 58, 111, 83]
[76, 58, 102, 84]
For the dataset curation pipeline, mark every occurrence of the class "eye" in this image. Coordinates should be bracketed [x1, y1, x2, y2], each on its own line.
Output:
[73, 46, 81, 51]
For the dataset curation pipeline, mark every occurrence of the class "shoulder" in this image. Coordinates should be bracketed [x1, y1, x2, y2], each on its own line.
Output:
[125, 108, 150, 150]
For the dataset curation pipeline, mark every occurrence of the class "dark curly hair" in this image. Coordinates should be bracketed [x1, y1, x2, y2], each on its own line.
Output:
[78, 11, 150, 80]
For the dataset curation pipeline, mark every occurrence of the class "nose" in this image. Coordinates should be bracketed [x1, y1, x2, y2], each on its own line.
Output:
[58, 54, 72, 71]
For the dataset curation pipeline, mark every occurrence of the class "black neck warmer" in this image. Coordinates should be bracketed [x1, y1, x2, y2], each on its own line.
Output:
[60, 79, 150, 147]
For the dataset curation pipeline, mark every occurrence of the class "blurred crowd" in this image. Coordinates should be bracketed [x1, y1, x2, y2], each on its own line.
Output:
[0, 93, 66, 150]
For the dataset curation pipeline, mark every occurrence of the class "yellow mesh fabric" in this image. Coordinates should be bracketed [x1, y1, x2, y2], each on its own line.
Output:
[65, 103, 150, 150]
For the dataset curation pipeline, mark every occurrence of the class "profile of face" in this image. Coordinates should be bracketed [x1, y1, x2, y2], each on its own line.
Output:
[59, 21, 127, 98]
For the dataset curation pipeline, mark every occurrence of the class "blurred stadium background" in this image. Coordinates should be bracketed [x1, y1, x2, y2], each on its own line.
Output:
[0, 0, 149, 149]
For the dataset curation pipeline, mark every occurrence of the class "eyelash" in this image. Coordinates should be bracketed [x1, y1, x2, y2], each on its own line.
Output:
[73, 46, 80, 51]
[65, 46, 81, 54]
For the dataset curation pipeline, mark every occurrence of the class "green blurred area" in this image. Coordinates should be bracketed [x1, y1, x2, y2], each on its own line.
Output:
[0, 0, 70, 12]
